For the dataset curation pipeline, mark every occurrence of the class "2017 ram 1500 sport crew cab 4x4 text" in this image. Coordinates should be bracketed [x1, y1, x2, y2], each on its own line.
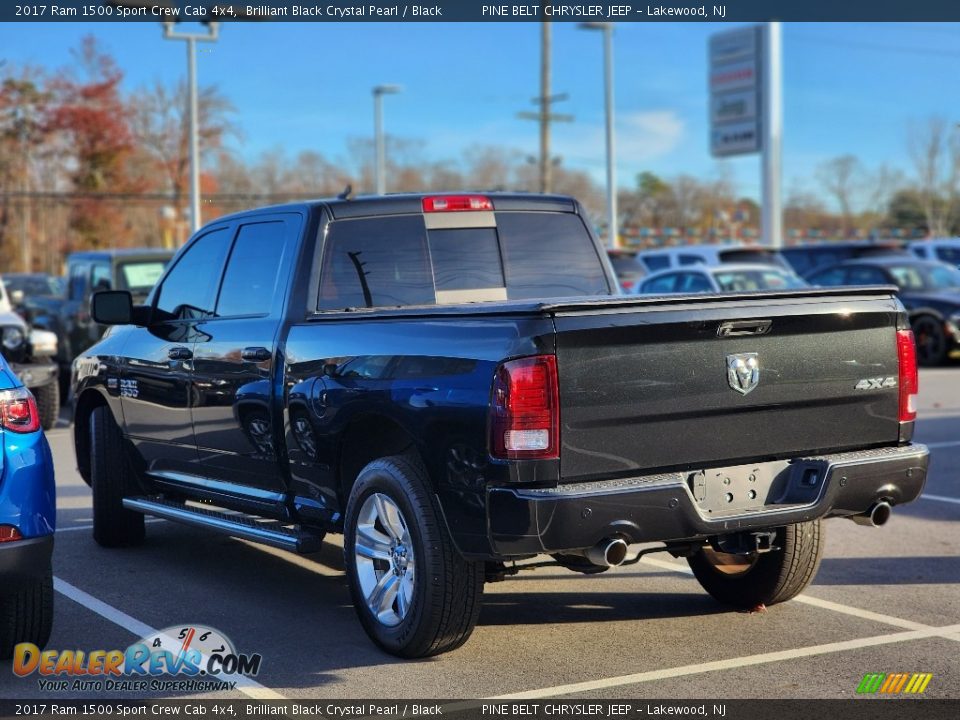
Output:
[73, 193, 928, 657]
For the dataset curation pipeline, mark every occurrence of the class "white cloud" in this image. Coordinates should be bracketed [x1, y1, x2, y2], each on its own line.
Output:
[554, 109, 685, 183]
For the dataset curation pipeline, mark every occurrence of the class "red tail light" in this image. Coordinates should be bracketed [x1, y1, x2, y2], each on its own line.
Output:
[490, 355, 559, 460]
[0, 387, 40, 434]
[0, 525, 23, 543]
[897, 329, 918, 423]
[422, 195, 493, 212]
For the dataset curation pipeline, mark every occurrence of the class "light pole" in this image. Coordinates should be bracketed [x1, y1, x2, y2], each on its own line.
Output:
[373, 85, 402, 195]
[580, 22, 617, 249]
[162, 21, 219, 234]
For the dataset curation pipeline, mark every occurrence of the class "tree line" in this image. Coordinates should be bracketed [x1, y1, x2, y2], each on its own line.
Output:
[1, 36, 956, 274]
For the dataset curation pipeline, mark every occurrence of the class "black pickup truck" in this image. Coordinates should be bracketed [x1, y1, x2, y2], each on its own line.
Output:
[74, 193, 929, 658]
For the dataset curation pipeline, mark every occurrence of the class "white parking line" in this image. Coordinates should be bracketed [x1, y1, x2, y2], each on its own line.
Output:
[53, 577, 286, 700]
[56, 519, 167, 534]
[923, 440, 960, 449]
[920, 493, 960, 506]
[491, 622, 960, 699]
[639, 556, 957, 636]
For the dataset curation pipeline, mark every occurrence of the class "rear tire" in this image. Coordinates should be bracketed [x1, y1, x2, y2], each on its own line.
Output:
[688, 521, 824, 608]
[343, 454, 484, 658]
[0, 567, 53, 660]
[90, 406, 145, 548]
[912, 315, 949, 366]
[34, 382, 60, 431]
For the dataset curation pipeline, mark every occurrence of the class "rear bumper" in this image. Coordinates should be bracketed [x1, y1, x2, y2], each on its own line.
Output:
[487, 444, 929, 556]
[0, 535, 53, 592]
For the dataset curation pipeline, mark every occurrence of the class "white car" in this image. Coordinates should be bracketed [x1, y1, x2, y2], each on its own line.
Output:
[636, 263, 808, 295]
[908, 238, 960, 269]
[635, 245, 789, 273]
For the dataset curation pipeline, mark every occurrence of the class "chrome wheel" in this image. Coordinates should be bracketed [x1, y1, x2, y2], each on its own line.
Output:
[354, 493, 415, 627]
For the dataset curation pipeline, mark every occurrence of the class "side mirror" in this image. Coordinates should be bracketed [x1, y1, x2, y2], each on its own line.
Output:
[91, 290, 133, 325]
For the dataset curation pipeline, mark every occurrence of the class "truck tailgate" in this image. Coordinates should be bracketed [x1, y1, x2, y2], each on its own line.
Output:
[551, 290, 903, 482]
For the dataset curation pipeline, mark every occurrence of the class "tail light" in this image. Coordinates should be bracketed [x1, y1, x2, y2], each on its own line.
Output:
[0, 387, 40, 434]
[0, 525, 23, 543]
[490, 355, 559, 460]
[897, 329, 918, 423]
[422, 195, 493, 212]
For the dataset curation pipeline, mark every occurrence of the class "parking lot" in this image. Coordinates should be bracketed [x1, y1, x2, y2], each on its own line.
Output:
[1, 367, 957, 701]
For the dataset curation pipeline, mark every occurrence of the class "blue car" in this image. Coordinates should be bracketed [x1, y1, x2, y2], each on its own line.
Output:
[0, 354, 55, 659]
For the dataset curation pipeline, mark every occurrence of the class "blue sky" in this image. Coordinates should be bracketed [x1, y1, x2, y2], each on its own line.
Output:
[4, 21, 960, 203]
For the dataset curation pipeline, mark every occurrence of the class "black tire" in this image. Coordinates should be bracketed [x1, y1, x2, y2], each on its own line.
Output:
[34, 382, 60, 431]
[343, 454, 484, 658]
[912, 315, 949, 367]
[58, 367, 71, 406]
[90, 406, 145, 547]
[688, 521, 824, 609]
[0, 569, 53, 660]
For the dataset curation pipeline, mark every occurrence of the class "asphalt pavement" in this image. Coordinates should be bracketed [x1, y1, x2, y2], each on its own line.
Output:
[1, 368, 958, 701]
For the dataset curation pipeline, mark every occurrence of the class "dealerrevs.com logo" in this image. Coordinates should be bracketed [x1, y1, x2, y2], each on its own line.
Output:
[13, 625, 262, 693]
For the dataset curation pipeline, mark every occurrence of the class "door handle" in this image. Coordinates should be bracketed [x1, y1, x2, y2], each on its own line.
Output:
[168, 346, 193, 361]
[241, 347, 272, 362]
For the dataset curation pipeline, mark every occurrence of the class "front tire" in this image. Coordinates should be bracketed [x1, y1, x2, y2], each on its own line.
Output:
[0, 568, 53, 660]
[34, 382, 60, 431]
[688, 521, 825, 608]
[343, 454, 484, 658]
[90, 406, 145, 548]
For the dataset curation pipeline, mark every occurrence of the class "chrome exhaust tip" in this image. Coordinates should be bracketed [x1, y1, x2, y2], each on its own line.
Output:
[851, 501, 892, 527]
[584, 538, 629, 567]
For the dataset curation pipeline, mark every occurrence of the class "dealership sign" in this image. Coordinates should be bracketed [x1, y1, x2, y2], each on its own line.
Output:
[709, 26, 762, 156]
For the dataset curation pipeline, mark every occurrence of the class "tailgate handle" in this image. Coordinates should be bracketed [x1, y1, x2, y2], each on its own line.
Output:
[718, 320, 772, 337]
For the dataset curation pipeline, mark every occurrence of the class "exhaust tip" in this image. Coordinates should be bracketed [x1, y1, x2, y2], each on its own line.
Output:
[603, 538, 629, 567]
[871, 501, 892, 527]
[851, 501, 892, 527]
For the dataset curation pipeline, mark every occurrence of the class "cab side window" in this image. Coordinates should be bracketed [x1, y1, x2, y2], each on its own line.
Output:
[217, 221, 290, 317]
[154, 228, 232, 321]
[641, 274, 679, 294]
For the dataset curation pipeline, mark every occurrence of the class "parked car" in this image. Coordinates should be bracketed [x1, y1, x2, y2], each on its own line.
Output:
[637, 263, 807, 295]
[1, 273, 64, 302]
[606, 248, 646, 292]
[33, 249, 173, 399]
[75, 192, 927, 658]
[0, 277, 60, 429]
[806, 257, 960, 365]
[636, 245, 789, 273]
[0, 352, 55, 659]
[908, 238, 960, 269]
[780, 241, 909, 276]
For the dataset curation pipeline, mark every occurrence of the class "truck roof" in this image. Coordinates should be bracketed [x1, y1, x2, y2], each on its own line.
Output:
[68, 248, 175, 261]
[207, 192, 579, 224]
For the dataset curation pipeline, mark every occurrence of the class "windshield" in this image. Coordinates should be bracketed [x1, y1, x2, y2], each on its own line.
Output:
[118, 260, 170, 295]
[887, 264, 960, 291]
[712, 268, 807, 292]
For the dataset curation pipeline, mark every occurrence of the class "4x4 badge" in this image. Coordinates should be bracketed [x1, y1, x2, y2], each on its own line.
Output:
[727, 353, 759, 395]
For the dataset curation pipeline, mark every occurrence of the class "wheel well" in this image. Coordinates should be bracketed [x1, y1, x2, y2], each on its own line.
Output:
[337, 414, 419, 506]
[909, 310, 944, 324]
[73, 390, 109, 486]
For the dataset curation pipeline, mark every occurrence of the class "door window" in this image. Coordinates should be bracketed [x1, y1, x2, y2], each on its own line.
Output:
[641, 274, 680, 294]
[846, 266, 889, 285]
[68, 263, 90, 302]
[154, 228, 232, 321]
[217, 221, 290, 317]
[91, 264, 112, 292]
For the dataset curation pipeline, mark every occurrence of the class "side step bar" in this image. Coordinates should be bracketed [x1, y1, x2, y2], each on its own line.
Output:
[123, 496, 323, 554]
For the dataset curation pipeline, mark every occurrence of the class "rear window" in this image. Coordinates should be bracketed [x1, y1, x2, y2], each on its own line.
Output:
[936, 247, 960, 266]
[640, 254, 670, 272]
[496, 212, 609, 300]
[719, 249, 787, 267]
[317, 211, 609, 310]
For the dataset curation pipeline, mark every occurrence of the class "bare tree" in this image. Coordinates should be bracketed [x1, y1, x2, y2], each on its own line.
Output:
[816, 155, 862, 237]
[907, 116, 959, 236]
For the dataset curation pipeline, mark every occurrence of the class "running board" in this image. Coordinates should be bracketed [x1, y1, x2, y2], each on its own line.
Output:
[123, 497, 323, 554]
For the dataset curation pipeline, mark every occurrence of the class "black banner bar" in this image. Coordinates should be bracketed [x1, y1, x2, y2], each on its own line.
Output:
[3, 1, 960, 23]
[1, 700, 960, 720]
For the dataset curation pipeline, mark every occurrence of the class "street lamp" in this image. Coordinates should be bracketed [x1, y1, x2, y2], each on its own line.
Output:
[162, 21, 219, 234]
[373, 84, 402, 195]
[579, 22, 617, 249]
